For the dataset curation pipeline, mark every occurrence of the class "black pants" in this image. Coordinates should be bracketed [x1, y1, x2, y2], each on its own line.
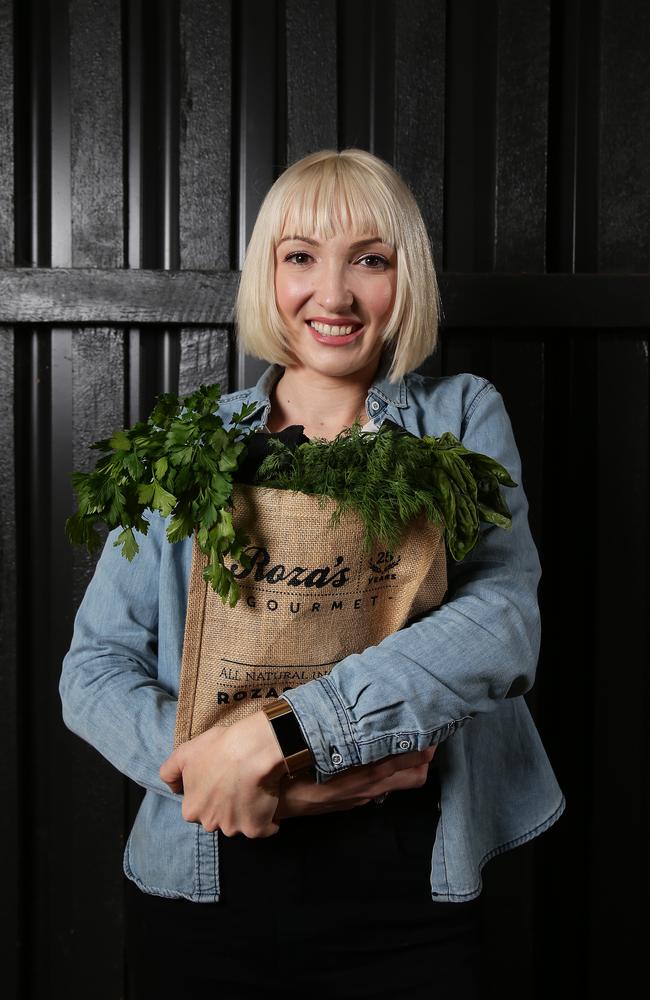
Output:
[125, 766, 483, 998]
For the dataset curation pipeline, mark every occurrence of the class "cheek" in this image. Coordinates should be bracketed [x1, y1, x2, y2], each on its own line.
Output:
[275, 270, 309, 315]
[371, 276, 397, 319]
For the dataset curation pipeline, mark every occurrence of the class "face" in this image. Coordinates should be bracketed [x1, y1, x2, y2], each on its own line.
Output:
[274, 227, 397, 382]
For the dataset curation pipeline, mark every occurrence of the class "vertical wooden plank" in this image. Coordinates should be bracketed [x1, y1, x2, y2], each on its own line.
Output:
[337, 0, 395, 160]
[533, 330, 598, 998]
[483, 335, 548, 1000]
[394, 0, 445, 269]
[179, 0, 231, 270]
[0, 1, 17, 996]
[69, 4, 126, 997]
[179, 0, 231, 394]
[56, 3, 126, 998]
[12, 2, 53, 994]
[598, 0, 650, 271]
[443, 0, 498, 272]
[178, 326, 230, 396]
[494, 0, 549, 271]
[0, 329, 18, 1000]
[70, 0, 123, 268]
[235, 0, 279, 389]
[0, 0, 13, 260]
[43, 0, 76, 993]
[285, 0, 337, 162]
[546, 0, 600, 273]
[593, 5, 650, 993]
[394, 0, 445, 377]
[592, 334, 648, 994]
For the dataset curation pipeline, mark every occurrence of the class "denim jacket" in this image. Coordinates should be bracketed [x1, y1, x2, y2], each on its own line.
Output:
[60, 356, 566, 903]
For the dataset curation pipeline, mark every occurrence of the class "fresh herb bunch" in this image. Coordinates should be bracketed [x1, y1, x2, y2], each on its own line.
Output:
[65, 384, 257, 606]
[66, 383, 516, 607]
[251, 420, 516, 561]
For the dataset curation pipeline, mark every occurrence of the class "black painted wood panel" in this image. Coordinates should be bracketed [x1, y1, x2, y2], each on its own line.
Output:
[494, 0, 549, 271]
[394, 0, 446, 274]
[0, 2, 17, 998]
[1, 2, 648, 997]
[179, 0, 232, 394]
[599, 0, 650, 270]
[285, 0, 337, 162]
[69, 0, 123, 268]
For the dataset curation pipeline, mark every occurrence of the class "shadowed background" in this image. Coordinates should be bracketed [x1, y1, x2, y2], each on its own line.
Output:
[0, 0, 647, 997]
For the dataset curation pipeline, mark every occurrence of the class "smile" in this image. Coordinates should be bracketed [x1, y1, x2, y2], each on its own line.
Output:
[308, 320, 362, 336]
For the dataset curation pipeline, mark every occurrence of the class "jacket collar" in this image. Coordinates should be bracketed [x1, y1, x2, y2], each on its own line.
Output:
[242, 352, 408, 428]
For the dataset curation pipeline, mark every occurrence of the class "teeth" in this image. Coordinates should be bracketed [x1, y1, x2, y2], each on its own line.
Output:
[309, 321, 359, 336]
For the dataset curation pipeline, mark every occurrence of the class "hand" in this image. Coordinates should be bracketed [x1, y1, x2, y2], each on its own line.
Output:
[159, 712, 288, 837]
[273, 744, 437, 821]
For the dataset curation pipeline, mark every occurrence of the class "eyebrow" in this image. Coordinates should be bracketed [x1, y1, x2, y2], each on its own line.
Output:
[277, 235, 390, 249]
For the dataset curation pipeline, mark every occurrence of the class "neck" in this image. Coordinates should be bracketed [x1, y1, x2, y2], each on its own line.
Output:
[269, 358, 382, 438]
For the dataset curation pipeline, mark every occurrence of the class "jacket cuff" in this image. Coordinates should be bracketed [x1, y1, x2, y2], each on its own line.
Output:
[280, 678, 362, 778]
[281, 675, 450, 781]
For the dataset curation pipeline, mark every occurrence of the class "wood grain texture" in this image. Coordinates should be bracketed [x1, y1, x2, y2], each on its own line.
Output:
[178, 325, 230, 395]
[0, 268, 239, 322]
[394, 0, 446, 271]
[494, 0, 550, 271]
[285, 0, 337, 162]
[179, 0, 231, 270]
[63, 329, 127, 997]
[0, 0, 13, 265]
[598, 0, 650, 270]
[69, 0, 123, 267]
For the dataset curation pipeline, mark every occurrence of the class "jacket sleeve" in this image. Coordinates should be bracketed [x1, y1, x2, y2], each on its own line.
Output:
[59, 512, 182, 801]
[281, 383, 542, 780]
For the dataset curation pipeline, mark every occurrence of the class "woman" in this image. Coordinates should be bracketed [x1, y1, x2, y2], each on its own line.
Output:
[61, 148, 565, 998]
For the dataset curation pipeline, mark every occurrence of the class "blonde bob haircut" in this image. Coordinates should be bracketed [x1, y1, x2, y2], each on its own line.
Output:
[235, 148, 440, 383]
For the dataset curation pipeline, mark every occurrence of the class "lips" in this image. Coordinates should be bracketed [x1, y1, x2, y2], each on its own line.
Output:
[305, 320, 365, 346]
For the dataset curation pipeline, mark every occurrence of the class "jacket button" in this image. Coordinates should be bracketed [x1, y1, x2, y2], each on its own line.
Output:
[398, 739, 411, 751]
[331, 752, 343, 765]
[370, 399, 380, 412]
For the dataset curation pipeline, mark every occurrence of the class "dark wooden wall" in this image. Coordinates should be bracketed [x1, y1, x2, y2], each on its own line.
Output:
[0, 1, 648, 997]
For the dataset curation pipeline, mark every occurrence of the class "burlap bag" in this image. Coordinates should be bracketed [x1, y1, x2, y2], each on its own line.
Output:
[174, 483, 447, 747]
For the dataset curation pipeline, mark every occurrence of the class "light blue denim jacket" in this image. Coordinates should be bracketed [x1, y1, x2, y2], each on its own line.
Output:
[60, 356, 566, 903]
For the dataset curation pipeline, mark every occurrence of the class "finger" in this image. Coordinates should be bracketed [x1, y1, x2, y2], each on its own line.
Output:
[159, 752, 183, 784]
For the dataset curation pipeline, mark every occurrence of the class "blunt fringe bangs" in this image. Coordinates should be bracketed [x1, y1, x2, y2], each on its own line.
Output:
[235, 149, 440, 382]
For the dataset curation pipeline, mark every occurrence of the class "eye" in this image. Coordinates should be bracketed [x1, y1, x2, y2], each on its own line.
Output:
[356, 253, 389, 269]
[284, 251, 313, 265]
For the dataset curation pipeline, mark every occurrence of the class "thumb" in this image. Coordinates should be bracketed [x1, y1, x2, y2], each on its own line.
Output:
[160, 750, 184, 793]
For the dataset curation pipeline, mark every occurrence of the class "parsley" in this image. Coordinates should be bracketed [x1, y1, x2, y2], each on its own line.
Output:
[65, 384, 256, 607]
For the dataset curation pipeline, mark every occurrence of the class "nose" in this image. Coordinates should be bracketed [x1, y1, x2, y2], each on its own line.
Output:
[314, 260, 353, 312]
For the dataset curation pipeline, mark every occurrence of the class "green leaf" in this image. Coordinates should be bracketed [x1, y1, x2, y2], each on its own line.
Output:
[109, 429, 131, 451]
[152, 481, 177, 517]
[137, 482, 155, 505]
[114, 526, 139, 561]
[154, 457, 168, 479]
[123, 451, 143, 481]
